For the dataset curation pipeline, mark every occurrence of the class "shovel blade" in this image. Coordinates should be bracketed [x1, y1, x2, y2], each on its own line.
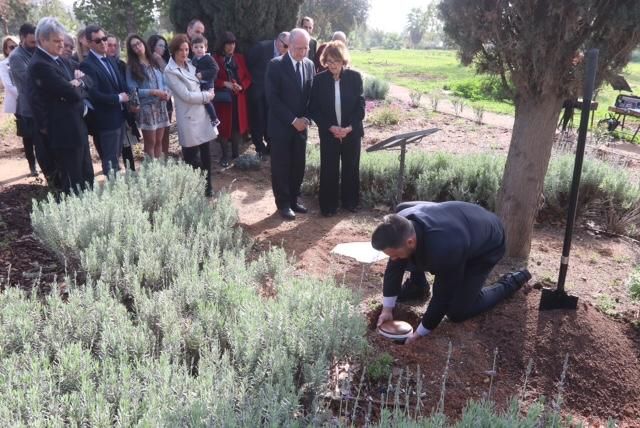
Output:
[539, 288, 579, 311]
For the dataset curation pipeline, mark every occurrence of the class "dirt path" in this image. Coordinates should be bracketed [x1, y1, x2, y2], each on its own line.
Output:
[386, 81, 516, 129]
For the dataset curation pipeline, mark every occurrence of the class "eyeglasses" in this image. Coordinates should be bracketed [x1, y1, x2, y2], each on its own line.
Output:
[92, 36, 108, 44]
[324, 59, 341, 66]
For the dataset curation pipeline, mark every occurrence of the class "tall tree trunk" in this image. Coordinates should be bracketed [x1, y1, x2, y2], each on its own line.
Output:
[125, 7, 137, 35]
[497, 95, 562, 259]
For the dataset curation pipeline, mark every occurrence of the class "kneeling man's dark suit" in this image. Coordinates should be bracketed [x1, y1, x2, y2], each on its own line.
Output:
[383, 201, 518, 332]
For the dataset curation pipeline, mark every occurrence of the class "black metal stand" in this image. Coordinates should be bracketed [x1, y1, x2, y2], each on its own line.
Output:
[366, 128, 440, 205]
[539, 49, 599, 311]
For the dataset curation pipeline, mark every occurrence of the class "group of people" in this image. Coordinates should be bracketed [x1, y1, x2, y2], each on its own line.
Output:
[0, 16, 364, 215]
[0, 17, 533, 345]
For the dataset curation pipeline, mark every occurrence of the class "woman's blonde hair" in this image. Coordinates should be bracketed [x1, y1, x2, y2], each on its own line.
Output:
[2, 36, 18, 58]
[320, 40, 350, 67]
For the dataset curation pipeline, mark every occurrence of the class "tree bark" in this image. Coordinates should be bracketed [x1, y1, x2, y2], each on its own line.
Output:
[497, 95, 562, 259]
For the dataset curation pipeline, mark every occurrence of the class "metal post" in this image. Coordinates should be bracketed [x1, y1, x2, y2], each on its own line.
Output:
[556, 48, 599, 293]
[396, 144, 406, 206]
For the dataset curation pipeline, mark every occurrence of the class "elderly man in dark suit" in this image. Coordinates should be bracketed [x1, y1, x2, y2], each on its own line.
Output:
[80, 24, 130, 176]
[265, 28, 315, 220]
[29, 17, 94, 195]
[246, 31, 289, 158]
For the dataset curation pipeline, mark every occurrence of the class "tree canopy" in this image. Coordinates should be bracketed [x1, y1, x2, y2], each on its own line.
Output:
[299, 0, 370, 41]
[73, 0, 158, 41]
[439, 0, 640, 258]
[170, 0, 304, 53]
[0, 0, 30, 36]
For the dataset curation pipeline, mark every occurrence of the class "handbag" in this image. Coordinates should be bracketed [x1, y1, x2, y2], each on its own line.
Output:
[213, 88, 232, 103]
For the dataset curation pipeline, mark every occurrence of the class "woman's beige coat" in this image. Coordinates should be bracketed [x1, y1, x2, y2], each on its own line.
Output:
[164, 57, 218, 147]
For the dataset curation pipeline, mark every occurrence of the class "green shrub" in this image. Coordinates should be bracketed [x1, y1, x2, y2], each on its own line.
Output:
[368, 105, 401, 126]
[367, 352, 394, 382]
[364, 76, 390, 100]
[233, 153, 262, 170]
[409, 91, 422, 108]
[304, 149, 640, 236]
[451, 76, 513, 102]
[629, 269, 640, 300]
[7, 160, 369, 425]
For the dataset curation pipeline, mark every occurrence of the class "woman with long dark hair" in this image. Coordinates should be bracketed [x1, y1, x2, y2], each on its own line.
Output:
[213, 31, 251, 167]
[125, 34, 170, 159]
[148, 34, 173, 157]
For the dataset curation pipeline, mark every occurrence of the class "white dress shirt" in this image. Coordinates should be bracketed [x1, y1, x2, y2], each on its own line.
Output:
[334, 79, 341, 126]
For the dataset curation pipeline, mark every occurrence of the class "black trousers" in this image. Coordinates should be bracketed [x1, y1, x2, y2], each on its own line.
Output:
[182, 141, 212, 194]
[52, 142, 94, 195]
[122, 146, 135, 171]
[248, 89, 269, 154]
[440, 241, 516, 323]
[270, 129, 306, 210]
[319, 134, 360, 214]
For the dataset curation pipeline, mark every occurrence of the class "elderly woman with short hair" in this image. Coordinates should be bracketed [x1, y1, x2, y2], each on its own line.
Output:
[163, 33, 217, 197]
[309, 41, 365, 217]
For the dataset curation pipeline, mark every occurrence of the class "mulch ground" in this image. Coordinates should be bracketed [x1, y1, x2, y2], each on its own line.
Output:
[0, 184, 64, 294]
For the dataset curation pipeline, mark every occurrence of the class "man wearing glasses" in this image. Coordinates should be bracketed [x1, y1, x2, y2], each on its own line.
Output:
[79, 24, 129, 176]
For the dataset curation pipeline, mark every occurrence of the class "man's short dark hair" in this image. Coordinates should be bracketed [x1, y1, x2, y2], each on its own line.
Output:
[19, 23, 36, 38]
[371, 214, 414, 251]
[191, 35, 207, 46]
[84, 24, 103, 42]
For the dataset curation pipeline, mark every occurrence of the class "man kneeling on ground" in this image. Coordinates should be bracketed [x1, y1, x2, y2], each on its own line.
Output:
[372, 201, 531, 345]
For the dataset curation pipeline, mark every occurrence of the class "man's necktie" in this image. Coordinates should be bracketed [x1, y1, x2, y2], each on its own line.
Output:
[55, 58, 71, 80]
[100, 57, 117, 86]
[295, 61, 302, 89]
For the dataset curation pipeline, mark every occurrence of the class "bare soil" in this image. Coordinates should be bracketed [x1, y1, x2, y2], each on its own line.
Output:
[1, 101, 640, 425]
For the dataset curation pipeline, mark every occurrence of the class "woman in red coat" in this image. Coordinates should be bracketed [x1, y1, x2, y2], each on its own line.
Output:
[213, 31, 252, 167]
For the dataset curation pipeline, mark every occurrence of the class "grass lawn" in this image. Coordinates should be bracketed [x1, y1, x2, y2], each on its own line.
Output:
[351, 49, 640, 128]
[350, 49, 515, 115]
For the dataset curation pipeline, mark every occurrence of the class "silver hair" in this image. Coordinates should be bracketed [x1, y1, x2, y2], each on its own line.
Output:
[64, 33, 74, 44]
[332, 31, 347, 43]
[277, 31, 290, 43]
[35, 17, 67, 44]
[288, 28, 310, 45]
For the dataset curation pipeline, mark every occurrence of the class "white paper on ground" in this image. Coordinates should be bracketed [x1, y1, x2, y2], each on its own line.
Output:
[331, 242, 389, 264]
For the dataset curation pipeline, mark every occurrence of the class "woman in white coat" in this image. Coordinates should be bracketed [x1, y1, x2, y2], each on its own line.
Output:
[0, 36, 18, 115]
[164, 33, 218, 197]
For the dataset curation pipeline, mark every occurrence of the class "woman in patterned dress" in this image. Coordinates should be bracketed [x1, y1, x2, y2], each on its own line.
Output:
[125, 34, 171, 159]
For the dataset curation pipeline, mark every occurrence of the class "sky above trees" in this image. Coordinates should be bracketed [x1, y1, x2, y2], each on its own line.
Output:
[367, 0, 428, 33]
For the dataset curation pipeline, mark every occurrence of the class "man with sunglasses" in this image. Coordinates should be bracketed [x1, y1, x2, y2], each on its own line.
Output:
[79, 24, 130, 176]
[246, 31, 290, 159]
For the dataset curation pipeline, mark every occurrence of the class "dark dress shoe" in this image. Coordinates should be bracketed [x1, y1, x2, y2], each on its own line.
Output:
[344, 206, 359, 213]
[291, 203, 308, 214]
[321, 210, 336, 217]
[279, 208, 296, 220]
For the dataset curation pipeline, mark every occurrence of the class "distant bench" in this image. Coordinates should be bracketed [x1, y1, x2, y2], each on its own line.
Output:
[608, 94, 640, 142]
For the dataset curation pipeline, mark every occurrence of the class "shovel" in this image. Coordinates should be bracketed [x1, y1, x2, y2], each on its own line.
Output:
[539, 48, 599, 311]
